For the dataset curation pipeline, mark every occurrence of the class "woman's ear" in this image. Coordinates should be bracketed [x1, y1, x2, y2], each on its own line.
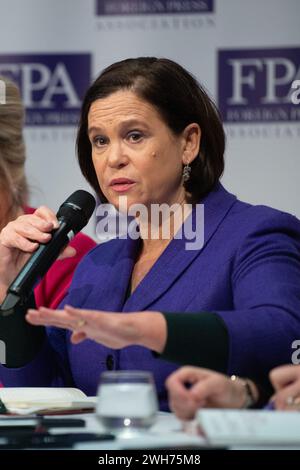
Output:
[181, 123, 201, 164]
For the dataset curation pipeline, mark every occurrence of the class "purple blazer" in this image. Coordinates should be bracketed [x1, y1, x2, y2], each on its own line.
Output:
[1, 184, 300, 410]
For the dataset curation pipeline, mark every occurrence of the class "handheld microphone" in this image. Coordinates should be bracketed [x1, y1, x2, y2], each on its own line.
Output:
[0, 190, 96, 315]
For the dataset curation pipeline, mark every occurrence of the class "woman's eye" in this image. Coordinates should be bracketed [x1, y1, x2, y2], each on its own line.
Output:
[93, 136, 107, 147]
[128, 131, 143, 142]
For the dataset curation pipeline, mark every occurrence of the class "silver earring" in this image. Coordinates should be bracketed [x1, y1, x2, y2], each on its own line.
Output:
[182, 163, 191, 183]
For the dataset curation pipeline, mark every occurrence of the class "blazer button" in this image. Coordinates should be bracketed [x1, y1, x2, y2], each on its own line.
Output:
[106, 354, 114, 370]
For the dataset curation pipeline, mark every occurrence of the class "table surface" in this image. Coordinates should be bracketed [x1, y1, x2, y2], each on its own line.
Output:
[3, 411, 300, 450]
[54, 412, 300, 450]
[58, 411, 206, 450]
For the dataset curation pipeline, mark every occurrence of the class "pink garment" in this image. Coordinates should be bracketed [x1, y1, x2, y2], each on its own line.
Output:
[24, 207, 96, 309]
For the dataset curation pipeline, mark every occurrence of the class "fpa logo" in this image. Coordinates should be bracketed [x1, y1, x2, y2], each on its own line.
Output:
[0, 54, 91, 125]
[96, 0, 214, 15]
[218, 48, 300, 123]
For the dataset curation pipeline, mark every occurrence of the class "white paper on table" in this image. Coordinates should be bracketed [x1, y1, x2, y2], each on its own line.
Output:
[0, 387, 97, 415]
[197, 409, 300, 446]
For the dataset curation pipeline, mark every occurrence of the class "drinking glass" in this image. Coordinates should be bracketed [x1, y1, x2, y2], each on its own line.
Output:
[96, 371, 158, 436]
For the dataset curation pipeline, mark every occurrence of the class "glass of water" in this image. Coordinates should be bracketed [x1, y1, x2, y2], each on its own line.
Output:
[96, 371, 158, 436]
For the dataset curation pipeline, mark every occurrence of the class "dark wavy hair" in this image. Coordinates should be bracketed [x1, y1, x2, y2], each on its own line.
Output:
[77, 57, 225, 203]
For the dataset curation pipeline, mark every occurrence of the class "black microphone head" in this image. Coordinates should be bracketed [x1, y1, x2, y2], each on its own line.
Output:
[56, 190, 96, 233]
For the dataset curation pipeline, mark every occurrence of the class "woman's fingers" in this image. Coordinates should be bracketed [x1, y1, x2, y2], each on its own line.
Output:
[189, 374, 228, 406]
[272, 380, 300, 410]
[6, 232, 39, 252]
[166, 367, 209, 388]
[169, 398, 198, 421]
[0, 206, 77, 264]
[166, 367, 211, 420]
[70, 331, 87, 344]
[26, 306, 99, 334]
[58, 246, 77, 260]
[64, 305, 98, 325]
[168, 384, 200, 420]
[270, 365, 300, 410]
[26, 307, 77, 330]
[33, 206, 59, 228]
[26, 306, 144, 350]
[13, 223, 51, 246]
[270, 364, 300, 391]
[166, 367, 241, 412]
[64, 306, 116, 343]
[0, 210, 57, 252]
[26, 306, 90, 331]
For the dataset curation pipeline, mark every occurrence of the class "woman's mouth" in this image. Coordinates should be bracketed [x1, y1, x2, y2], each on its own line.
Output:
[109, 178, 136, 193]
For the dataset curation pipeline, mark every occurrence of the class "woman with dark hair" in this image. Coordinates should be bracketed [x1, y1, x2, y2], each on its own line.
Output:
[76, 57, 225, 204]
[0, 58, 300, 410]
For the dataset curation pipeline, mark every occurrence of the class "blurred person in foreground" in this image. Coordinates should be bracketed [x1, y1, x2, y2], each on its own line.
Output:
[165, 364, 300, 420]
[0, 76, 95, 374]
[0, 76, 95, 309]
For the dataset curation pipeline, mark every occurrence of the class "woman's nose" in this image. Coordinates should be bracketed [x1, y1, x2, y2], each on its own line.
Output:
[107, 141, 129, 168]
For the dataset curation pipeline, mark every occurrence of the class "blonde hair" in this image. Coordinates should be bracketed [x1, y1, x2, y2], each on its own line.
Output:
[0, 75, 28, 222]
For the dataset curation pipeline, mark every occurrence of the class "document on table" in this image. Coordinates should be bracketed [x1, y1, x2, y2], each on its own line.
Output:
[197, 409, 300, 446]
[0, 388, 97, 415]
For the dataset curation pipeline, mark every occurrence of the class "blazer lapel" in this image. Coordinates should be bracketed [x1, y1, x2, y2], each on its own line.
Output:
[84, 236, 141, 311]
[123, 184, 237, 312]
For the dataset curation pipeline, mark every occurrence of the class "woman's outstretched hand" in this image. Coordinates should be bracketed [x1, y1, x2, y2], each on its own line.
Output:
[26, 305, 167, 352]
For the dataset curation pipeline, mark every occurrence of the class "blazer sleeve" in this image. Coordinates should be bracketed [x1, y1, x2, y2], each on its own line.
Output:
[158, 210, 300, 400]
[160, 312, 229, 372]
[159, 312, 272, 405]
[215, 211, 300, 385]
